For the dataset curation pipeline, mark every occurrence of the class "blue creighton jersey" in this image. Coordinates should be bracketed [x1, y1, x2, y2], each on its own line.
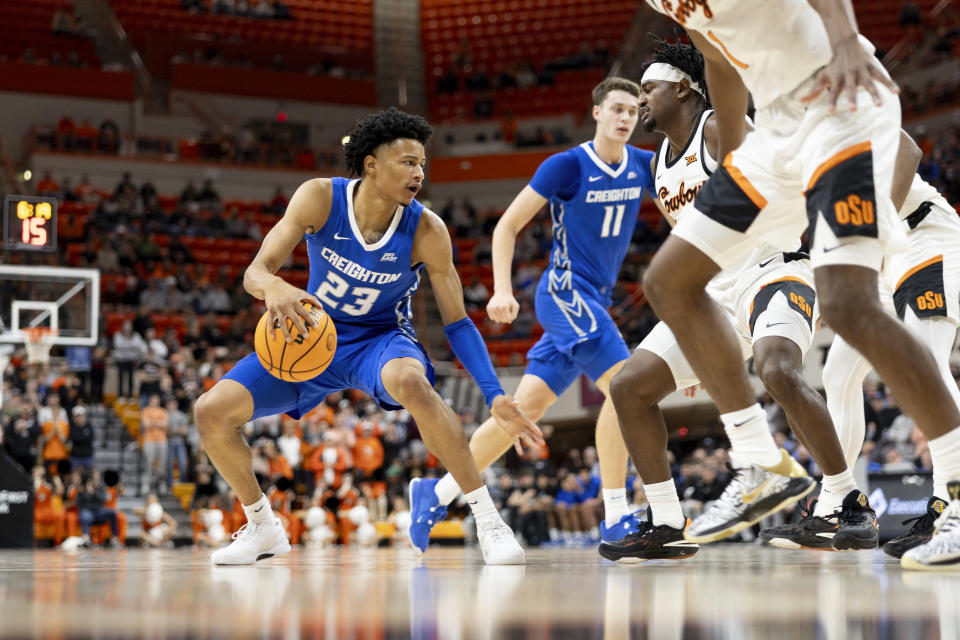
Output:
[305, 178, 424, 342]
[529, 142, 654, 296]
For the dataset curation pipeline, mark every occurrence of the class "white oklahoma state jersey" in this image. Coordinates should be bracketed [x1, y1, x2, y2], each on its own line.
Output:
[655, 109, 718, 222]
[654, 109, 795, 300]
[644, 0, 832, 109]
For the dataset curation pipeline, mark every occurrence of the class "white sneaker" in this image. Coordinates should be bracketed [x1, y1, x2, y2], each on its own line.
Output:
[211, 518, 291, 565]
[477, 521, 525, 565]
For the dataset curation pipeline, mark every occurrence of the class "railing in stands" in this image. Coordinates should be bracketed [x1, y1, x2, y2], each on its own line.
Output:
[883, 0, 955, 70]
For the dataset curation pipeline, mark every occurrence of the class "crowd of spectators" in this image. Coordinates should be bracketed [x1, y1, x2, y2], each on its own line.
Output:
[181, 0, 292, 21]
[32, 112, 341, 172]
[435, 41, 610, 97]
[169, 46, 371, 80]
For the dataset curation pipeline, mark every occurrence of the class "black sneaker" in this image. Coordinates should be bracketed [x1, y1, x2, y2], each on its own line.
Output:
[832, 489, 879, 551]
[882, 496, 947, 559]
[598, 508, 699, 563]
[759, 498, 837, 550]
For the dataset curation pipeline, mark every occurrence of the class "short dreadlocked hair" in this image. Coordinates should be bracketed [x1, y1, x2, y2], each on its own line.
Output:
[343, 108, 433, 177]
[643, 32, 710, 107]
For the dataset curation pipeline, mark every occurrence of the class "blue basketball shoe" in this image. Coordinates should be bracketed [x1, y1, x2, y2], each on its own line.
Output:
[600, 510, 646, 543]
[409, 477, 447, 553]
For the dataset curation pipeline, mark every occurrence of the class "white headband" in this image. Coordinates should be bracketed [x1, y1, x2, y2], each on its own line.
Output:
[641, 62, 704, 97]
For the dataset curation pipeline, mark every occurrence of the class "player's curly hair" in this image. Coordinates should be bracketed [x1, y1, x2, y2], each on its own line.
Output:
[644, 31, 710, 107]
[343, 108, 433, 177]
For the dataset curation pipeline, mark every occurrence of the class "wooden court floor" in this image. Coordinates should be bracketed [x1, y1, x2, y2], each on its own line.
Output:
[0, 544, 958, 639]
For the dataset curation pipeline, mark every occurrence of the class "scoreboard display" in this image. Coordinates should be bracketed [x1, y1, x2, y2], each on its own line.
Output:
[2, 195, 57, 253]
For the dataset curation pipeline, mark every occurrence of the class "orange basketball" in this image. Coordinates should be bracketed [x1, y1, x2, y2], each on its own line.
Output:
[254, 303, 337, 382]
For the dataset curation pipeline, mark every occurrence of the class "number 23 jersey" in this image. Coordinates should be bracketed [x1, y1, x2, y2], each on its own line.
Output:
[305, 177, 424, 342]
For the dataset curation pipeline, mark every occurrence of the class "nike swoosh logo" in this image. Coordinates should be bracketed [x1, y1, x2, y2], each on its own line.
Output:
[732, 418, 752, 428]
[663, 540, 699, 547]
[588, 175, 603, 182]
[822, 245, 842, 253]
[765, 322, 789, 328]
[468, 501, 478, 506]
[758, 257, 776, 268]
[740, 478, 773, 504]
[815, 532, 836, 538]
[334, 233, 350, 240]
[254, 505, 264, 513]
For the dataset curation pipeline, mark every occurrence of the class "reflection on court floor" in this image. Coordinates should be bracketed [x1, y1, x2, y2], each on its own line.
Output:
[0, 545, 957, 638]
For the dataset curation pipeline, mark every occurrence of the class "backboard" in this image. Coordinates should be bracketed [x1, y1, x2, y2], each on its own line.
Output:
[0, 265, 99, 347]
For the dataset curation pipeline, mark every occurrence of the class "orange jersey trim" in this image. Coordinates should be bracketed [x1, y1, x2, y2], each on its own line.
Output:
[806, 142, 872, 192]
[723, 154, 768, 209]
[895, 255, 943, 290]
[707, 31, 749, 69]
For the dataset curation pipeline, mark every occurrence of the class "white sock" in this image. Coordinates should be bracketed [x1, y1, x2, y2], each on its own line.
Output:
[243, 493, 274, 525]
[721, 404, 781, 468]
[929, 427, 960, 495]
[434, 473, 460, 506]
[644, 479, 685, 529]
[813, 469, 857, 517]
[464, 485, 499, 529]
[602, 488, 629, 525]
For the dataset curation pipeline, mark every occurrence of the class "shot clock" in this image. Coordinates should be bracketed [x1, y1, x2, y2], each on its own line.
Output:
[2, 195, 57, 252]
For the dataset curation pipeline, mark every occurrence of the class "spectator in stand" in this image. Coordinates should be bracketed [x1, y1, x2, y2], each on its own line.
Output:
[268, 186, 289, 213]
[74, 174, 96, 201]
[69, 405, 95, 471]
[112, 320, 145, 401]
[166, 397, 190, 485]
[39, 393, 70, 475]
[463, 276, 489, 311]
[98, 116, 120, 154]
[51, 8, 77, 35]
[33, 465, 65, 546]
[57, 114, 76, 151]
[76, 471, 123, 548]
[4, 405, 41, 474]
[198, 179, 221, 209]
[141, 394, 170, 494]
[35, 171, 60, 197]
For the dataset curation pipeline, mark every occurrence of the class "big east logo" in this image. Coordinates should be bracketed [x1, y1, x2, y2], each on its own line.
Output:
[658, 181, 702, 214]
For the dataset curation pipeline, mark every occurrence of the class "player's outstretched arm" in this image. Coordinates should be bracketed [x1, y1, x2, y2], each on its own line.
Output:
[413, 211, 545, 452]
[244, 178, 331, 342]
[487, 186, 547, 324]
[686, 30, 749, 161]
[802, 0, 899, 109]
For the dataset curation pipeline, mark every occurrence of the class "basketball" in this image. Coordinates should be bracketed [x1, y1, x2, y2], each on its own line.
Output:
[254, 303, 337, 382]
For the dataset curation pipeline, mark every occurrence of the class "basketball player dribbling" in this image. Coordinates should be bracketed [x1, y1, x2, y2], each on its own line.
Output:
[410, 78, 657, 552]
[600, 37, 876, 562]
[639, 0, 960, 569]
[193, 109, 543, 566]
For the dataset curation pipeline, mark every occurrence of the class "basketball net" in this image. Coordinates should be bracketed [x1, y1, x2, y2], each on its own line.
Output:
[22, 327, 58, 366]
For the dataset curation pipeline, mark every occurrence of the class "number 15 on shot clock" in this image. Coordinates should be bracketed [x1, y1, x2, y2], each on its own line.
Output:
[2, 195, 57, 252]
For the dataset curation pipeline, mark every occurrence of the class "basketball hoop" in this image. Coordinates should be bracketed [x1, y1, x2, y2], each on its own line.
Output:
[22, 327, 58, 366]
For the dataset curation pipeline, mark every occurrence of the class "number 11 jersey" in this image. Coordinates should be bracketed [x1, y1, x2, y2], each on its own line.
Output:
[306, 177, 425, 343]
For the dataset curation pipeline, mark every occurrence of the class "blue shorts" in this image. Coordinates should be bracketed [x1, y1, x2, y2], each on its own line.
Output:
[223, 327, 434, 419]
[525, 276, 629, 396]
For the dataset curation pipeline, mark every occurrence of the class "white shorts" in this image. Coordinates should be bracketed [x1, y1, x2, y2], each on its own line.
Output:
[881, 201, 960, 325]
[673, 79, 906, 274]
[639, 254, 817, 390]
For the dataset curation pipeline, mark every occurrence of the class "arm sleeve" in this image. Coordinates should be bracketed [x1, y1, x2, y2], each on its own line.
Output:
[444, 318, 504, 408]
[528, 151, 581, 201]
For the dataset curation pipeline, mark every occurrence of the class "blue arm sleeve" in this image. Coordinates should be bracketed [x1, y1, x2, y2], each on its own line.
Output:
[528, 150, 581, 201]
[444, 317, 504, 408]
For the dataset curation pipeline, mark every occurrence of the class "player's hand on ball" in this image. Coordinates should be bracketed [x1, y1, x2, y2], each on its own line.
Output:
[486, 290, 520, 324]
[490, 394, 545, 455]
[264, 279, 322, 342]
